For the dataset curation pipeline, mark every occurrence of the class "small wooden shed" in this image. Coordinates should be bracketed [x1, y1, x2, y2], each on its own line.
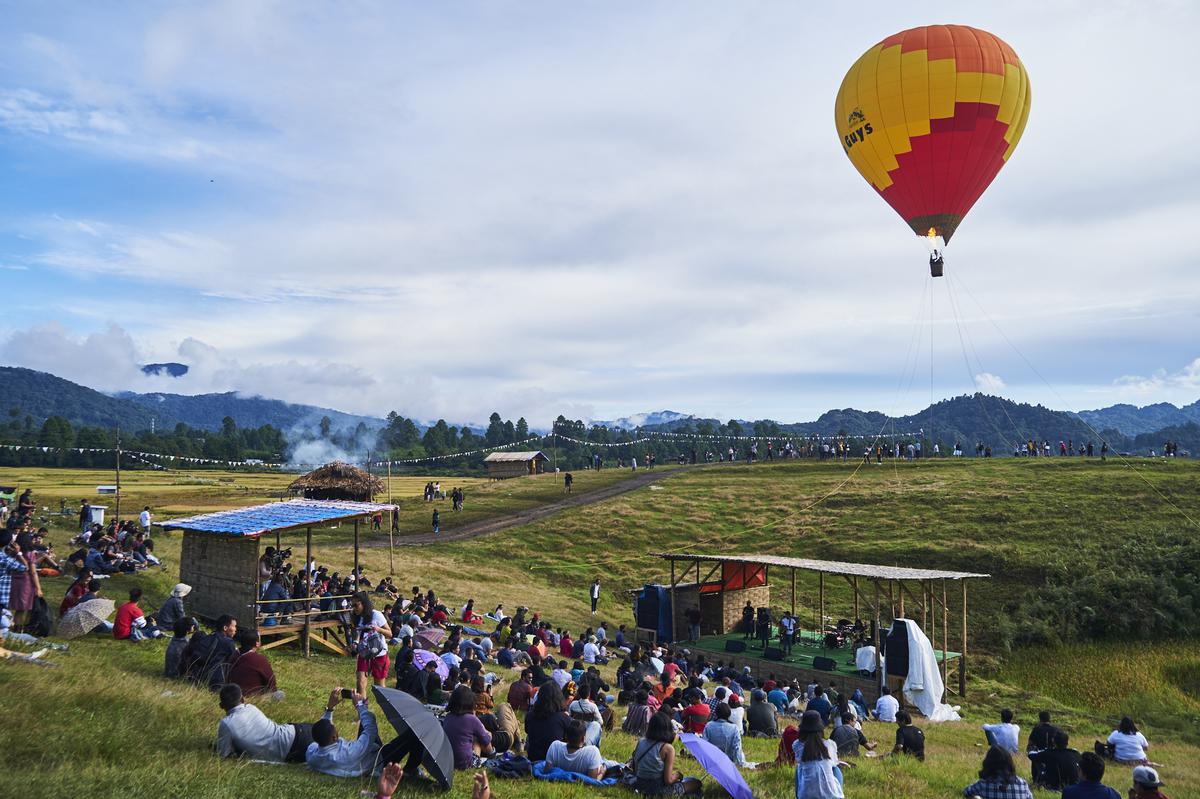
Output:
[483, 451, 549, 479]
[288, 461, 384, 501]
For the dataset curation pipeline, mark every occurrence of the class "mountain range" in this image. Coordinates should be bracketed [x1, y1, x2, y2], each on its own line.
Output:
[1, 365, 1197, 451]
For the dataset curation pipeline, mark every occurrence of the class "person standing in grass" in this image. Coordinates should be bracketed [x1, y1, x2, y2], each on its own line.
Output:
[590, 578, 600, 615]
[432, 509, 440, 536]
[1062, 752, 1120, 799]
[961, 746, 1033, 799]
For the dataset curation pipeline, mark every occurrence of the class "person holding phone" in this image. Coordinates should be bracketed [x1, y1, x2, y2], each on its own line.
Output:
[306, 686, 381, 777]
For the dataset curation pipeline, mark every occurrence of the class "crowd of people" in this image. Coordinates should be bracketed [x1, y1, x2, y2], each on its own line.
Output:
[0, 483, 1180, 798]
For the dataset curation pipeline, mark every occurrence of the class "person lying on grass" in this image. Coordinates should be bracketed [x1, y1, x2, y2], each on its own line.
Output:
[215, 683, 313, 764]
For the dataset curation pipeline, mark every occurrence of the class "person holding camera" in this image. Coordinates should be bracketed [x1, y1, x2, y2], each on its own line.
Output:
[306, 686, 381, 778]
[350, 591, 392, 695]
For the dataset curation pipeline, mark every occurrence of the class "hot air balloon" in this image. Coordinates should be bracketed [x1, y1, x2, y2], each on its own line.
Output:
[835, 25, 1031, 276]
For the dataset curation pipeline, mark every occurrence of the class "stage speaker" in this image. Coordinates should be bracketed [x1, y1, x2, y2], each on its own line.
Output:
[636, 591, 660, 631]
[763, 646, 785, 661]
[884, 621, 910, 678]
[813, 656, 837, 672]
[724, 639, 746, 653]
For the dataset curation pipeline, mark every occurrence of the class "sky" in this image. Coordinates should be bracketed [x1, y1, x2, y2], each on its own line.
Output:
[1, 1, 1198, 426]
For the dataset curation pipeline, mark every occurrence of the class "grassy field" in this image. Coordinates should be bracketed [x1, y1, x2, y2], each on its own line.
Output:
[2, 458, 1199, 797]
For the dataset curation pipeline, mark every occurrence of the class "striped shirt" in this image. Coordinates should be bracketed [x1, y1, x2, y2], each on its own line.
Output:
[0, 552, 28, 607]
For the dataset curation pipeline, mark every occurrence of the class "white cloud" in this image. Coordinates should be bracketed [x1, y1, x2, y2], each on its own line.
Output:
[974, 373, 1007, 393]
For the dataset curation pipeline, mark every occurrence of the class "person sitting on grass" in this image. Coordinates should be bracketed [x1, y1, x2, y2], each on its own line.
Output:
[680, 688, 711, 734]
[873, 686, 898, 722]
[187, 614, 239, 689]
[631, 711, 702, 796]
[890, 711, 925, 761]
[830, 712, 875, 757]
[58, 567, 93, 616]
[215, 683, 314, 763]
[113, 587, 163, 642]
[982, 708, 1021, 753]
[703, 702, 749, 768]
[227, 627, 277, 697]
[154, 583, 190, 632]
[622, 688, 654, 738]
[525, 679, 571, 762]
[1128, 766, 1170, 799]
[306, 686, 380, 777]
[962, 746, 1033, 799]
[545, 719, 607, 779]
[806, 687, 834, 725]
[1030, 729, 1081, 792]
[164, 616, 198, 678]
[443, 685, 494, 770]
[1062, 751, 1120, 799]
[793, 709, 847, 799]
[505, 668, 534, 712]
[1107, 717, 1151, 765]
[748, 689, 779, 738]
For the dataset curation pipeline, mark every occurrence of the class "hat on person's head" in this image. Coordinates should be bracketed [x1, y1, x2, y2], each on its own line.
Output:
[743, 666, 752, 674]
[1132, 766, 1164, 788]
[728, 693, 741, 706]
[171, 583, 192, 598]
[798, 709, 825, 734]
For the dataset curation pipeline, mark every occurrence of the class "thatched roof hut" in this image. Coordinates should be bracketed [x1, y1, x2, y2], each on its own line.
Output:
[288, 461, 384, 501]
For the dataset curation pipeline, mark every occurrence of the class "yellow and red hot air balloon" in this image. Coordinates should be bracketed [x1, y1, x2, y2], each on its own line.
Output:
[835, 25, 1031, 275]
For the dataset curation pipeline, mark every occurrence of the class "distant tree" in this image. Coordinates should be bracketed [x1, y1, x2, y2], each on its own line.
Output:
[222, 416, 238, 437]
[726, 419, 743, 437]
[485, 412, 504, 446]
[38, 416, 75, 448]
[503, 420, 516, 444]
[516, 417, 529, 440]
[319, 415, 332, 438]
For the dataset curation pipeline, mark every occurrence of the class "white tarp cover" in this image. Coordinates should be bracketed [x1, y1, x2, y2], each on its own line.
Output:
[895, 618, 960, 722]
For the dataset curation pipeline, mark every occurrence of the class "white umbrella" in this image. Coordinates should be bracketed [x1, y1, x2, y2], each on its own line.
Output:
[58, 598, 116, 639]
[649, 656, 664, 674]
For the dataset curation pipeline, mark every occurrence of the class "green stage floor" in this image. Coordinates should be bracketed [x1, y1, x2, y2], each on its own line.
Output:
[689, 630, 961, 681]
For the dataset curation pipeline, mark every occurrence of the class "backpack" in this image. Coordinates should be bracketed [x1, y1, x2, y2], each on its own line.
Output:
[28, 597, 52, 638]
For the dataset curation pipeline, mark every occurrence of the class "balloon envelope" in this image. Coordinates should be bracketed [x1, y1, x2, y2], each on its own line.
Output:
[835, 24, 1031, 243]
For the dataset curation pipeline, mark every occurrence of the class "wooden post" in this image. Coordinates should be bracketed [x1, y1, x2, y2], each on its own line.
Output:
[959, 579, 968, 697]
[872, 580, 882, 692]
[790, 568, 796, 616]
[353, 518, 360, 588]
[921, 580, 928, 631]
[387, 460, 392, 503]
[818, 571, 825, 633]
[388, 506, 395, 576]
[941, 579, 949, 689]
[304, 525, 313, 657]
[853, 576, 859, 622]
[114, 424, 122, 522]
[275, 529, 281, 552]
[898, 580, 905, 618]
[669, 558, 677, 643]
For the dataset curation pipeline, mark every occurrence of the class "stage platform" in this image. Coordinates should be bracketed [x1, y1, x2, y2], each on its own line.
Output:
[688, 630, 961, 683]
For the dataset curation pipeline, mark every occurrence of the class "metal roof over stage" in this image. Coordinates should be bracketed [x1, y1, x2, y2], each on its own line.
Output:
[161, 499, 397, 537]
[659, 552, 988, 581]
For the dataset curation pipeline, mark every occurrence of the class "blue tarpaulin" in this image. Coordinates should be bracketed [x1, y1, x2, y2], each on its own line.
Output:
[161, 499, 396, 537]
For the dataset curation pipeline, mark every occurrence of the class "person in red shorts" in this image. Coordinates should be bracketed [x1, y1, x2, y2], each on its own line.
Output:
[350, 592, 392, 695]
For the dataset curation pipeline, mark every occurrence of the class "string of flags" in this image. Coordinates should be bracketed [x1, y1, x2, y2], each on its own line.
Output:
[365, 436, 544, 467]
[551, 427, 926, 445]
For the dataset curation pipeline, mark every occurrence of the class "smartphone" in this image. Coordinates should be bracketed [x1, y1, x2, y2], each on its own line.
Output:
[341, 689, 354, 699]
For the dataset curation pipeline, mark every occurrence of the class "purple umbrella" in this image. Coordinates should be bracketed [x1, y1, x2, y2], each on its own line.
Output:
[412, 648, 449, 680]
[680, 733, 754, 799]
[413, 628, 444, 650]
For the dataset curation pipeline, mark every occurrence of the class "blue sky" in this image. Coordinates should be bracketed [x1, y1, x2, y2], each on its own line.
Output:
[1, 1, 1198, 424]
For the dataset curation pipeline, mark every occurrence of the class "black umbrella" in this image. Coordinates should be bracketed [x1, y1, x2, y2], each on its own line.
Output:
[372, 685, 454, 790]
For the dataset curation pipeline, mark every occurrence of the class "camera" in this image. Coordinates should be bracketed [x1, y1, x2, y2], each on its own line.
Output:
[267, 547, 292, 569]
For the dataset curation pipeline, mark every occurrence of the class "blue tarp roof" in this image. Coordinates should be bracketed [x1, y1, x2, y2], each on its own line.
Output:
[161, 499, 397, 537]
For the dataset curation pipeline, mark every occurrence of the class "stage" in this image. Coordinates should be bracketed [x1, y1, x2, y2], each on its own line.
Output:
[688, 629, 961, 683]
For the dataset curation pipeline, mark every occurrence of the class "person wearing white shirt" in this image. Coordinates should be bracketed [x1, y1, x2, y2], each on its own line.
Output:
[215, 684, 312, 763]
[582, 638, 600, 664]
[551, 663, 572, 689]
[545, 720, 606, 779]
[1107, 717, 1150, 763]
[873, 687, 899, 722]
[982, 709, 1021, 753]
[138, 506, 152, 534]
[854, 644, 878, 676]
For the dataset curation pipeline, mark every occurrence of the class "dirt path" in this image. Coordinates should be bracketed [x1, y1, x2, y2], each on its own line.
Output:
[370, 467, 680, 547]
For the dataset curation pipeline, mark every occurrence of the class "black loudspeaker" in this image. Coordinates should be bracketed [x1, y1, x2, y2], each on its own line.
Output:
[884, 621, 910, 678]
[724, 639, 746, 653]
[813, 656, 837, 672]
[636, 592, 659, 631]
[763, 646, 785, 661]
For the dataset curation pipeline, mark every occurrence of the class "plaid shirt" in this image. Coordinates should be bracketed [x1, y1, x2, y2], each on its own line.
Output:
[963, 776, 1034, 799]
[0, 552, 28, 607]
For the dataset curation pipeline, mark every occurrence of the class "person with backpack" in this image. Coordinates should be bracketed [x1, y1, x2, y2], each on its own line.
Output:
[349, 592, 391, 696]
[187, 614, 239, 689]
